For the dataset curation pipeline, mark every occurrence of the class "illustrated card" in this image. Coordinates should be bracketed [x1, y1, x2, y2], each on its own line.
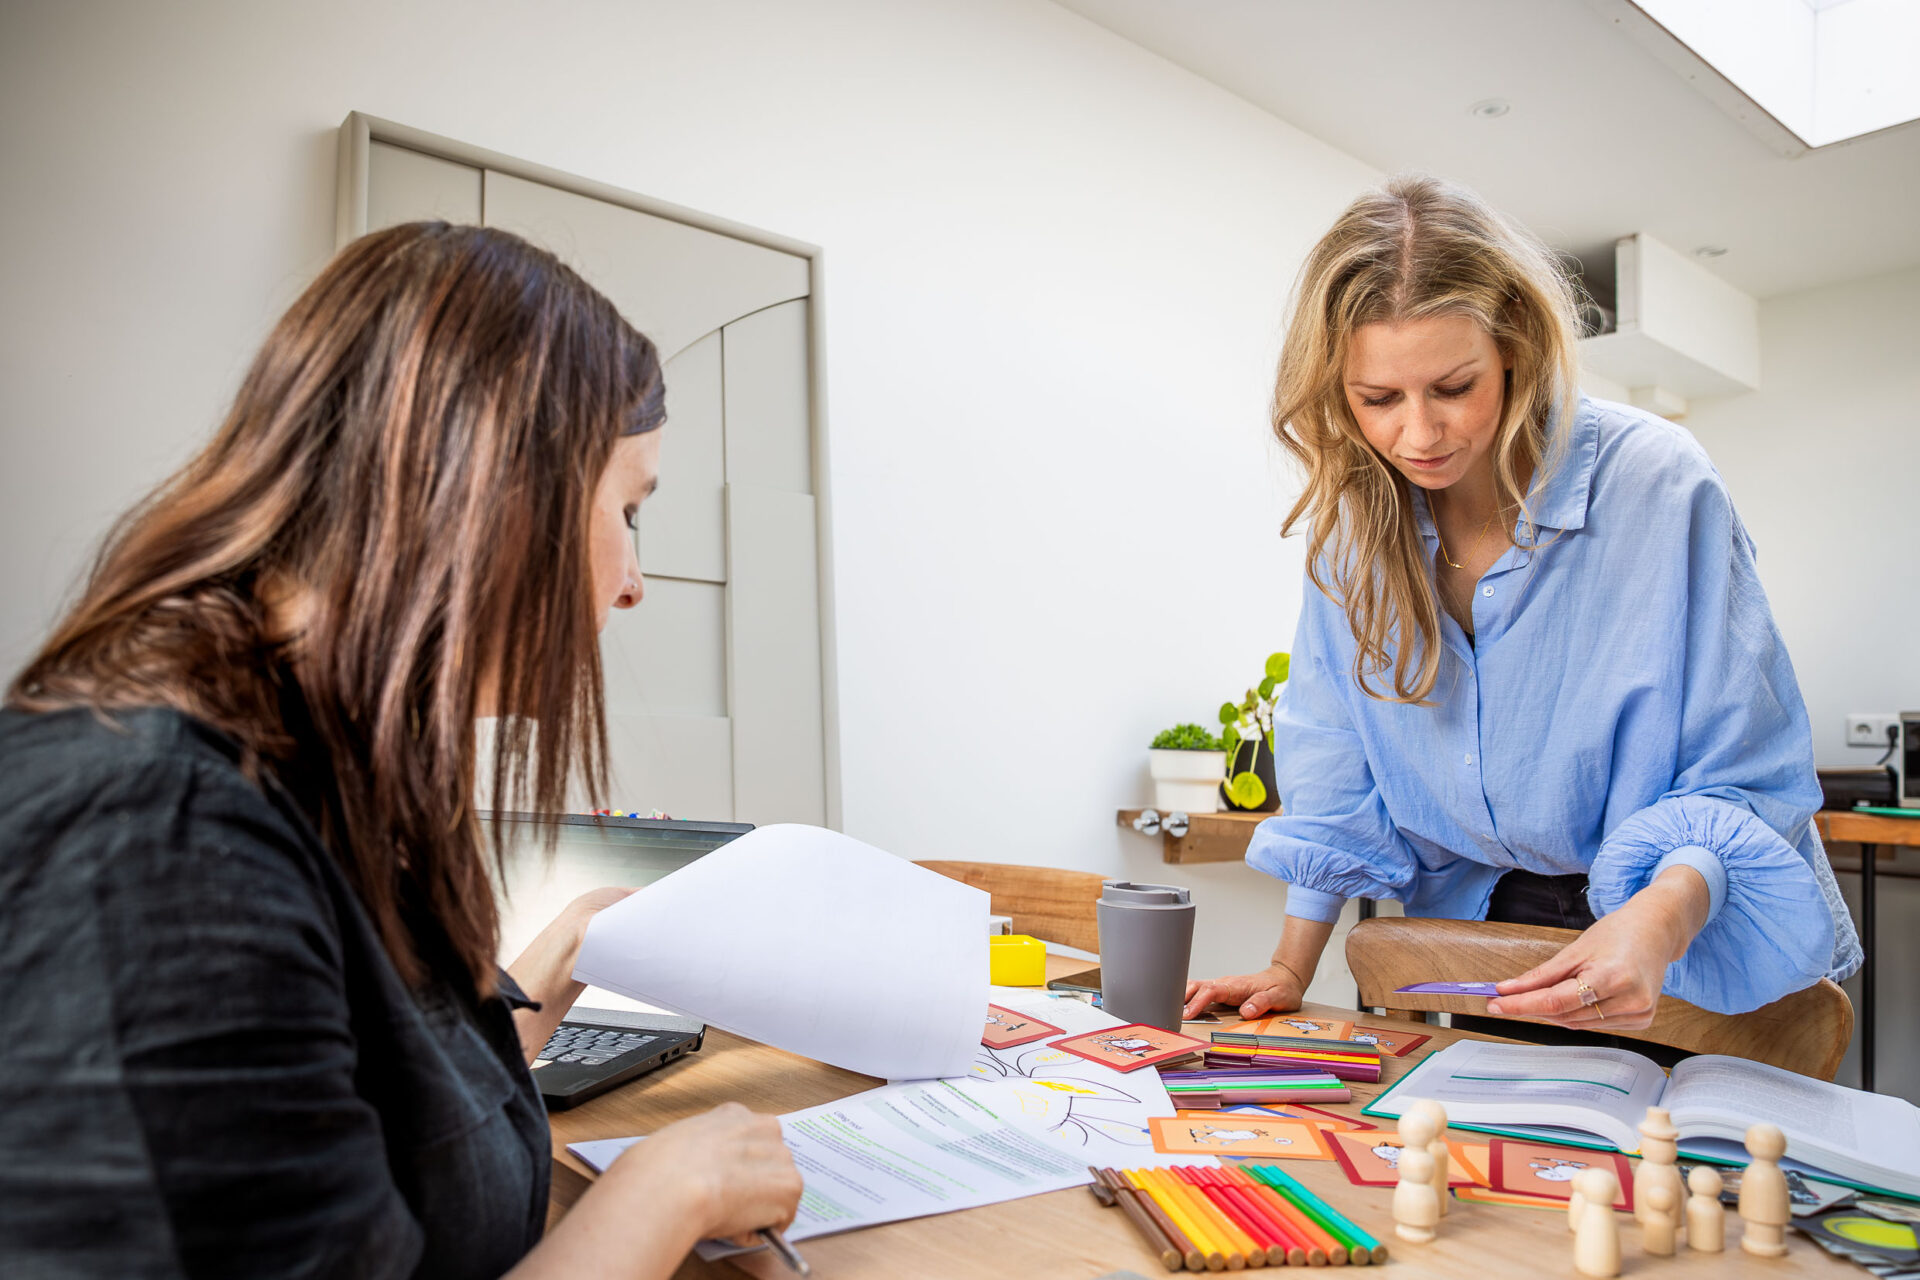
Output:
[1449, 1140, 1492, 1187]
[1488, 1138, 1633, 1210]
[1348, 1025, 1433, 1057]
[1453, 1185, 1566, 1212]
[1393, 981, 1501, 996]
[1328, 1131, 1478, 1188]
[1677, 1162, 1854, 1215]
[1149, 1115, 1334, 1160]
[981, 1004, 1062, 1050]
[1050, 1024, 1207, 1072]
[1242, 1015, 1355, 1040]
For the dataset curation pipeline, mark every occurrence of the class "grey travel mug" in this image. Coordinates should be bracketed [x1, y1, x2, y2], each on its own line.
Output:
[1096, 880, 1196, 1031]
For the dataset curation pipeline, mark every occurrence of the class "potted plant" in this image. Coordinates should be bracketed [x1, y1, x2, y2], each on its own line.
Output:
[1218, 652, 1289, 812]
[1147, 723, 1228, 813]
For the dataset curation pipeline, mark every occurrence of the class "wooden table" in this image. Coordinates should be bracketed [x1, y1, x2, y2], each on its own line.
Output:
[548, 953, 1852, 1277]
[1816, 809, 1920, 1093]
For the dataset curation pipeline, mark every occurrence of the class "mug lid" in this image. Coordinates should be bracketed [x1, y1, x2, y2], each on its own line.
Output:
[1100, 880, 1191, 908]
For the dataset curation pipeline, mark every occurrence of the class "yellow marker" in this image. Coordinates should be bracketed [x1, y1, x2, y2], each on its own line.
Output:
[1138, 1169, 1232, 1270]
[988, 934, 1046, 985]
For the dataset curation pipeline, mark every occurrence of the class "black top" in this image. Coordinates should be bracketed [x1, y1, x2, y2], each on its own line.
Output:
[0, 706, 549, 1278]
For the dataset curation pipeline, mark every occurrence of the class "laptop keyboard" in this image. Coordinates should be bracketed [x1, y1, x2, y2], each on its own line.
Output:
[539, 1025, 659, 1065]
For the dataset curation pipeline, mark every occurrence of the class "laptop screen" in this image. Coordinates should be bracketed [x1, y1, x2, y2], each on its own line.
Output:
[485, 812, 751, 961]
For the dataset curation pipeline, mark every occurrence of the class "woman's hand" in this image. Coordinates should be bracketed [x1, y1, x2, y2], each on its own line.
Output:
[1183, 963, 1306, 1022]
[1486, 866, 1712, 1031]
[508, 1103, 802, 1279]
[507, 886, 637, 1062]
[607, 1103, 803, 1245]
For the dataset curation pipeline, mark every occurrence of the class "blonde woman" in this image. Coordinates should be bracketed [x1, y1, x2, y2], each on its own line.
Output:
[1183, 176, 1858, 1036]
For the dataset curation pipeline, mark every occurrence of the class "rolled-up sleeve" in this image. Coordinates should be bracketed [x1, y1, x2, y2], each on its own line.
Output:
[1586, 479, 1835, 1013]
[1247, 588, 1419, 920]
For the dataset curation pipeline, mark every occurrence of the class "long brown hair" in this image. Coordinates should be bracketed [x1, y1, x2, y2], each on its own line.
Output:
[1273, 174, 1582, 702]
[8, 222, 664, 994]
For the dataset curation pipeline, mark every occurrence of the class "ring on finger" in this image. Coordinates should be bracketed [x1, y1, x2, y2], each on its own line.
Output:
[1575, 976, 1601, 1009]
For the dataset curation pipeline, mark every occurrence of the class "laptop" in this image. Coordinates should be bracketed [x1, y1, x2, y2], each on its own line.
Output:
[482, 812, 752, 1110]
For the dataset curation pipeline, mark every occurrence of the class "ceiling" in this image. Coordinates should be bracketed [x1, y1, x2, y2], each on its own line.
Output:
[1050, 0, 1920, 299]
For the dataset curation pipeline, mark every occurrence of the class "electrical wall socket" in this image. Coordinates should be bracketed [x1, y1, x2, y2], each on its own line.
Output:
[1846, 714, 1900, 749]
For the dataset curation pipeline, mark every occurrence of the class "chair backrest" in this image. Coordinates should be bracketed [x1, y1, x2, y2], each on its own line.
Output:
[1346, 916, 1854, 1080]
[914, 860, 1105, 954]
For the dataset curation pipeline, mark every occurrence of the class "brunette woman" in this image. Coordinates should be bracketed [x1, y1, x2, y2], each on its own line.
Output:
[1183, 176, 1858, 1034]
[0, 222, 800, 1277]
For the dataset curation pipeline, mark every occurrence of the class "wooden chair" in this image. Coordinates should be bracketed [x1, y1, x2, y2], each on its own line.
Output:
[914, 861, 1105, 954]
[1346, 916, 1854, 1080]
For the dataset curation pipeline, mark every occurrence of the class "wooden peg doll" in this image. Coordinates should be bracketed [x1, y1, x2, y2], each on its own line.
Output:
[1642, 1179, 1678, 1256]
[1634, 1105, 1684, 1230]
[1738, 1123, 1790, 1257]
[1686, 1165, 1726, 1253]
[1412, 1099, 1451, 1216]
[1572, 1167, 1622, 1278]
[1394, 1142, 1440, 1244]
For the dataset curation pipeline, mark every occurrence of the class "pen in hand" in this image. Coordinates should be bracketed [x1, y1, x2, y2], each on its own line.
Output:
[759, 1226, 809, 1276]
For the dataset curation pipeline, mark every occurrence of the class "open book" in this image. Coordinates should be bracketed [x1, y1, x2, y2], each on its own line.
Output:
[1366, 1040, 1920, 1201]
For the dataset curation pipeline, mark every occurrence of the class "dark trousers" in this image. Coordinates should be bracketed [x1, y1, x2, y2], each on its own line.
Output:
[1451, 868, 1690, 1068]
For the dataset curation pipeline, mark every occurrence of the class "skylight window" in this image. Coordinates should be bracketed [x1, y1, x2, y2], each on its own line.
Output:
[1631, 0, 1920, 147]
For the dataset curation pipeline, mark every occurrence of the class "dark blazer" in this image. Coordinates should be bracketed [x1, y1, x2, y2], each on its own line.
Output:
[0, 706, 548, 1279]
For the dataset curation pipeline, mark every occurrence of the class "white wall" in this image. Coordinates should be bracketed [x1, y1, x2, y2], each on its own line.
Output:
[1684, 265, 1920, 1099]
[1685, 265, 1920, 769]
[0, 1, 1380, 990]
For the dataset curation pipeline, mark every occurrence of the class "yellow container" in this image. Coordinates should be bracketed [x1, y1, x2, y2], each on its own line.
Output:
[989, 934, 1047, 986]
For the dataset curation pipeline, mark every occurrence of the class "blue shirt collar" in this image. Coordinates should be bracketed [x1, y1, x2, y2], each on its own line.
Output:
[1409, 396, 1598, 538]
[1526, 396, 1599, 532]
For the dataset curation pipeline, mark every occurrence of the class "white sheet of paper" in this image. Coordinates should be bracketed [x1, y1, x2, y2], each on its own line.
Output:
[571, 1075, 1118, 1242]
[573, 824, 989, 1081]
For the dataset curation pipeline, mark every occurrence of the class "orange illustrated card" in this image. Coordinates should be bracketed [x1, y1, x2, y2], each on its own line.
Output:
[1049, 1024, 1207, 1072]
[981, 1004, 1062, 1050]
[1454, 1185, 1566, 1212]
[1175, 1105, 1370, 1132]
[1449, 1140, 1492, 1187]
[1488, 1138, 1633, 1210]
[1348, 1025, 1432, 1058]
[1328, 1130, 1477, 1188]
[1244, 1015, 1355, 1040]
[1149, 1116, 1335, 1160]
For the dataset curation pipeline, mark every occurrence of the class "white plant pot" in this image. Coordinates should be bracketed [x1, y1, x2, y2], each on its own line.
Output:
[1147, 749, 1226, 814]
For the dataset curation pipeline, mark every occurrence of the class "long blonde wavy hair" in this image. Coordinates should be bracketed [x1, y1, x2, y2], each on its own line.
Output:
[1274, 174, 1584, 703]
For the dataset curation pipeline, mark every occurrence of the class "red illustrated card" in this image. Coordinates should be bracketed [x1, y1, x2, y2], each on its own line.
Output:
[981, 1005, 1063, 1049]
[1327, 1130, 1478, 1188]
[1347, 1025, 1432, 1058]
[1049, 1023, 1207, 1072]
[1488, 1138, 1633, 1210]
[1150, 1115, 1335, 1159]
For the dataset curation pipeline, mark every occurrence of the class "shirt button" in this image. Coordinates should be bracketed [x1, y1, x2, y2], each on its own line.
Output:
[1464, 753, 1475, 765]
[1482, 585, 1495, 597]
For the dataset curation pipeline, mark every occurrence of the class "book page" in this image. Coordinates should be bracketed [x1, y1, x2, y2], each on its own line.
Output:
[1374, 1040, 1667, 1150]
[1663, 1055, 1920, 1194]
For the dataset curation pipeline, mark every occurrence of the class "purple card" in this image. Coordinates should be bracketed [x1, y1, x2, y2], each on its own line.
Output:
[1394, 981, 1501, 996]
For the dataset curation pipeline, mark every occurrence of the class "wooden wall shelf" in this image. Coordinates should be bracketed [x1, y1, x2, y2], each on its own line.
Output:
[1116, 807, 1271, 864]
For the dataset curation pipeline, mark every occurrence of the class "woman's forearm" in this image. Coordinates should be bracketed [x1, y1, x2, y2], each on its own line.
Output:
[1271, 916, 1337, 995]
[507, 904, 595, 1063]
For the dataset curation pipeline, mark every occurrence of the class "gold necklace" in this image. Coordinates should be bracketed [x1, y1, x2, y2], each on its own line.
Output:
[1434, 493, 1502, 571]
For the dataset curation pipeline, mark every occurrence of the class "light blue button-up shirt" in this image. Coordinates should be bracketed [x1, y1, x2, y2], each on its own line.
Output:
[1247, 397, 1861, 1015]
